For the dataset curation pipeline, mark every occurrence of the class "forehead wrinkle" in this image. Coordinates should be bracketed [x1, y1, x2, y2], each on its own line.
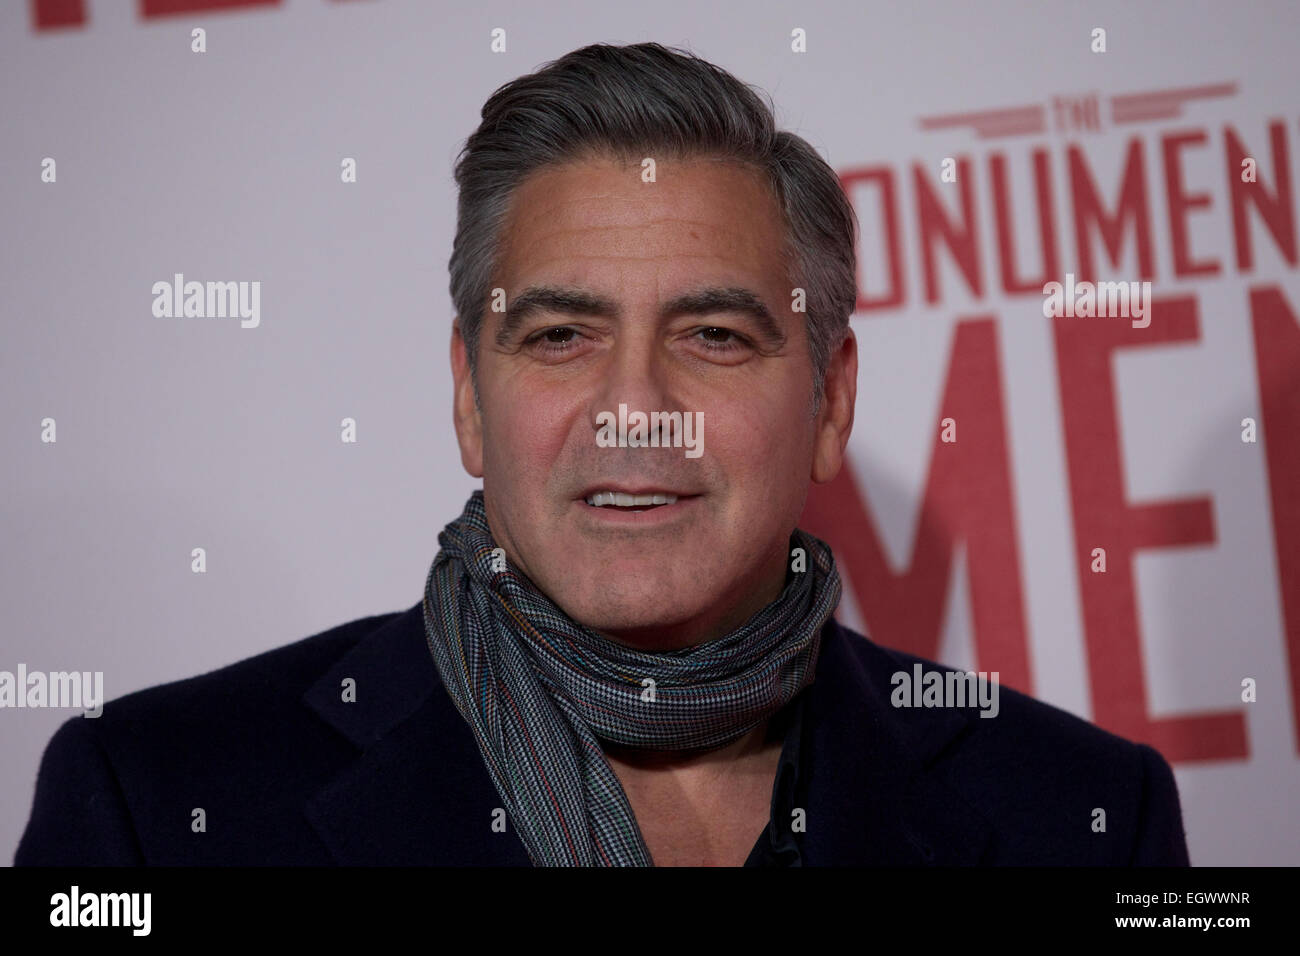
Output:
[492, 161, 793, 350]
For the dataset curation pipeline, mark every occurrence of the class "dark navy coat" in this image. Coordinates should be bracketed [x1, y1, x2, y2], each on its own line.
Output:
[15, 602, 1191, 865]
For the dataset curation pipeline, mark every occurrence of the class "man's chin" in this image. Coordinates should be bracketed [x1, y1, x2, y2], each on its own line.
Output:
[551, 592, 713, 647]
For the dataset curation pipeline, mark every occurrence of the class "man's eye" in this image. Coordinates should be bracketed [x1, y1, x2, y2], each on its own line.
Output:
[694, 327, 750, 352]
[525, 327, 582, 354]
[523, 325, 750, 357]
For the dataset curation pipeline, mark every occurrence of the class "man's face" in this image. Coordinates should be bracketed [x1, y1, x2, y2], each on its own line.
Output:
[450, 154, 856, 650]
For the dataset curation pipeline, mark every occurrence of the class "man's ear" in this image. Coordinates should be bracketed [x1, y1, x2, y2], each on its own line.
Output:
[450, 320, 485, 478]
[811, 327, 858, 484]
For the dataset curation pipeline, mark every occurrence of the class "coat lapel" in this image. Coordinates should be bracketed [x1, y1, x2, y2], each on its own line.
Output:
[300, 602, 531, 865]
[799, 619, 995, 865]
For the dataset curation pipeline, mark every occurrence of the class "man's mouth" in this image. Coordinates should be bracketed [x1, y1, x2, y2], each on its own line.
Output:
[584, 491, 679, 513]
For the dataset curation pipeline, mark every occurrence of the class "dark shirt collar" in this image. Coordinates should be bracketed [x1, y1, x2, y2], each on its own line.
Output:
[743, 688, 807, 866]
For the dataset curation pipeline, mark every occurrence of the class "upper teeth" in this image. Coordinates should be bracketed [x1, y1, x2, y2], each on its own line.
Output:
[586, 492, 678, 507]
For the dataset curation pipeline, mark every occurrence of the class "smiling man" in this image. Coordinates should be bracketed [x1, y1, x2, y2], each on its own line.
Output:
[436, 148, 852, 865]
[16, 42, 1190, 868]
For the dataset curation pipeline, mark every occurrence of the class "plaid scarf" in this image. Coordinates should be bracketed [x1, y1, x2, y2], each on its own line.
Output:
[422, 489, 842, 866]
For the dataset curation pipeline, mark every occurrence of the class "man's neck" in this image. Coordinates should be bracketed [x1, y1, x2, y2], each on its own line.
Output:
[601, 718, 786, 866]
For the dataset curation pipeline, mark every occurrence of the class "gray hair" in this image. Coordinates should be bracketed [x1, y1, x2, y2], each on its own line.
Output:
[448, 42, 858, 415]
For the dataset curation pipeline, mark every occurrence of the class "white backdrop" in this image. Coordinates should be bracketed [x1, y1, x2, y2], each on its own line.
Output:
[2, 0, 1297, 865]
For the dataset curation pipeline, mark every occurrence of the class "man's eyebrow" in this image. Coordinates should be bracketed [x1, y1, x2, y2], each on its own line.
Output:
[661, 287, 787, 349]
[496, 287, 618, 348]
[495, 284, 788, 349]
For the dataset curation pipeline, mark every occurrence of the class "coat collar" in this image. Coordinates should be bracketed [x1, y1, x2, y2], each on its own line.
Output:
[799, 618, 994, 865]
[300, 602, 991, 865]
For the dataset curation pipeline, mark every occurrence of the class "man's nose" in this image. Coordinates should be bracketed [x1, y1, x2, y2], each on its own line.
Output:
[588, 333, 677, 436]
